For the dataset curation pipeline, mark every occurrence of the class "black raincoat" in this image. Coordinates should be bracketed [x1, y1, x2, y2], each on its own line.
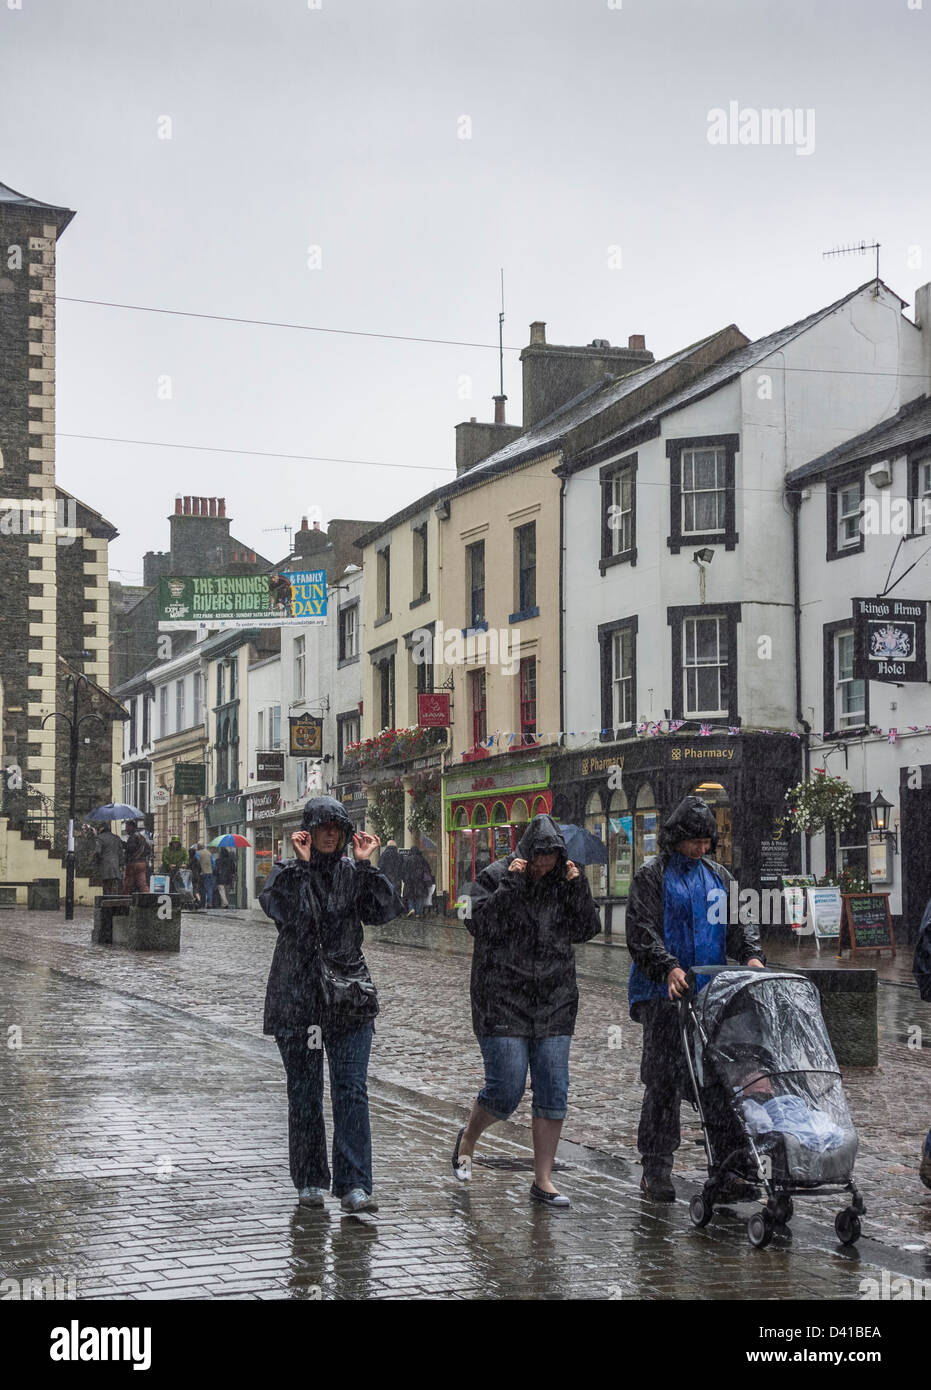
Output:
[260, 850, 403, 1035]
[464, 814, 602, 1038]
[914, 896, 931, 1003]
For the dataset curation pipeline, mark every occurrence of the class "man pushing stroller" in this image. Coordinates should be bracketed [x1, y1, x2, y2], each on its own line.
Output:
[626, 795, 764, 1201]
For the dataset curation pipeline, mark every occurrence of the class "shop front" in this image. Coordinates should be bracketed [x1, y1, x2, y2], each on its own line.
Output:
[549, 733, 801, 925]
[444, 758, 552, 902]
[245, 789, 281, 906]
[204, 793, 246, 907]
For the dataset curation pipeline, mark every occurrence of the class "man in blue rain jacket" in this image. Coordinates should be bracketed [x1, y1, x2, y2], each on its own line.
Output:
[626, 795, 764, 1201]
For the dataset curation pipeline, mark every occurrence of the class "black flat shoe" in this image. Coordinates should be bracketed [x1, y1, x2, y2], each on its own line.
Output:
[530, 1183, 570, 1208]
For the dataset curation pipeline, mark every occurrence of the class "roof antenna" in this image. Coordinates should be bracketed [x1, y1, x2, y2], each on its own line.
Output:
[822, 240, 881, 292]
[498, 268, 505, 398]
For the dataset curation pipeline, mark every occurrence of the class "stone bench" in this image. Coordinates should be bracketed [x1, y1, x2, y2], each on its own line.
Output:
[793, 967, 878, 1067]
[92, 893, 185, 952]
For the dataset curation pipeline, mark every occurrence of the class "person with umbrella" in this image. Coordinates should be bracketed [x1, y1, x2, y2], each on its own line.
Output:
[453, 814, 601, 1206]
[215, 846, 237, 908]
[188, 845, 204, 909]
[403, 843, 433, 918]
[260, 796, 404, 1213]
[93, 823, 123, 896]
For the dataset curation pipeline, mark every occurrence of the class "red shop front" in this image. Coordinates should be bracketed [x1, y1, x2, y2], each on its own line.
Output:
[444, 759, 552, 900]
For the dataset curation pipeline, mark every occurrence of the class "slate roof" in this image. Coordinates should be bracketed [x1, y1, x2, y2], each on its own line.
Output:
[0, 179, 74, 232]
[786, 393, 931, 485]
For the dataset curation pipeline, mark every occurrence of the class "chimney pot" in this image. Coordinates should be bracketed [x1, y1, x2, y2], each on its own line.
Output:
[313, 521, 321, 532]
[628, 334, 646, 351]
[209, 497, 217, 517]
[218, 498, 226, 517]
[493, 394, 507, 425]
[529, 320, 546, 346]
[183, 496, 191, 515]
[470, 416, 477, 424]
[174, 496, 182, 515]
[300, 517, 309, 531]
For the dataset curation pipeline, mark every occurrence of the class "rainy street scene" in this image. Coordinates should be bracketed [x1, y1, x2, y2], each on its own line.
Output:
[2, 0, 931, 1356]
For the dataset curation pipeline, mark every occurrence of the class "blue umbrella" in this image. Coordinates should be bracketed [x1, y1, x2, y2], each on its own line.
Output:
[85, 802, 145, 822]
[557, 823, 609, 865]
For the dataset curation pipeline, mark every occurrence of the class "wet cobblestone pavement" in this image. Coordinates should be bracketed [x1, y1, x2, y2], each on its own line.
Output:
[1, 907, 930, 1300]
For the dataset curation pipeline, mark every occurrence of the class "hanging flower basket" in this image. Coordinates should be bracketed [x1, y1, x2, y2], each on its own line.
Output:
[784, 769, 857, 835]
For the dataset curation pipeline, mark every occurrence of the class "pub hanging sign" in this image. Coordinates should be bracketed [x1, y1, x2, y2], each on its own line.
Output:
[289, 713, 323, 757]
[852, 597, 927, 684]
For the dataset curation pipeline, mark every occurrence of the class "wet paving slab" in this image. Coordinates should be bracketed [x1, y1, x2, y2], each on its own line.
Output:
[0, 908, 930, 1298]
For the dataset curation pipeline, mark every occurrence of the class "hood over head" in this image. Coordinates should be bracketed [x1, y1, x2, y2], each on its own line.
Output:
[515, 814, 568, 869]
[659, 795, 718, 853]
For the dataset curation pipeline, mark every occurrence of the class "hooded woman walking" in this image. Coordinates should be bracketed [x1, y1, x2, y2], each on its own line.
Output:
[260, 796, 404, 1213]
[453, 814, 601, 1207]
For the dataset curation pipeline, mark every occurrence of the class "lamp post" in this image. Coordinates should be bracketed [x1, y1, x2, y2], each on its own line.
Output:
[42, 674, 105, 920]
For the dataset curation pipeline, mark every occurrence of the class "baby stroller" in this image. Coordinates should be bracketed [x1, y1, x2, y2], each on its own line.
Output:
[679, 965, 864, 1249]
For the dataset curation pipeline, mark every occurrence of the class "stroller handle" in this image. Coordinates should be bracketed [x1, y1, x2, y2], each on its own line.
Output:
[683, 962, 773, 991]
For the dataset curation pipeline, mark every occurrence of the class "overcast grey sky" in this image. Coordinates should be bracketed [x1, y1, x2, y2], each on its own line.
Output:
[2, 0, 929, 577]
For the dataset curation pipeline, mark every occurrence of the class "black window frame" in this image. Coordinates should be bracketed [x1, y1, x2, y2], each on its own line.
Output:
[467, 540, 486, 629]
[667, 603, 741, 725]
[509, 521, 538, 621]
[410, 522, 429, 607]
[338, 601, 360, 665]
[377, 654, 395, 731]
[598, 615, 638, 739]
[826, 469, 866, 561]
[822, 618, 870, 739]
[666, 434, 739, 554]
[907, 450, 931, 539]
[599, 452, 638, 573]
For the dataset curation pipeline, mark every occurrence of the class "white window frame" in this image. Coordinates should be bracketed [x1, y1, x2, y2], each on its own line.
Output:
[612, 629, 633, 726]
[683, 615, 728, 718]
[837, 482, 863, 550]
[192, 671, 202, 728]
[294, 635, 306, 700]
[175, 679, 185, 731]
[611, 468, 633, 556]
[835, 630, 865, 728]
[681, 447, 726, 536]
[159, 685, 169, 735]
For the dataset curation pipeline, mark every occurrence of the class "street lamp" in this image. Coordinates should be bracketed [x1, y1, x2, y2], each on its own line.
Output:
[42, 673, 105, 920]
[869, 789, 898, 853]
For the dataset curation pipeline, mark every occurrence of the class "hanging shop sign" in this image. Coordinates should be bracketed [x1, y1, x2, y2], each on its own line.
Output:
[289, 714, 323, 756]
[173, 762, 205, 796]
[158, 570, 327, 630]
[256, 751, 285, 781]
[853, 597, 927, 684]
[246, 790, 281, 823]
[417, 693, 450, 727]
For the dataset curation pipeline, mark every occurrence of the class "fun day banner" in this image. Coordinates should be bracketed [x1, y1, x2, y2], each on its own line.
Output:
[158, 571, 327, 629]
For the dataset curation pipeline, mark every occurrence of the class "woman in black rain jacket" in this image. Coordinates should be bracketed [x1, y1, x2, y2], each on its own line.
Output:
[452, 814, 601, 1207]
[260, 796, 403, 1214]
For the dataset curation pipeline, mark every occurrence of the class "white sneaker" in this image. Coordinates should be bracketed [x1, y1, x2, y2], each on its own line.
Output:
[452, 1127, 472, 1182]
[341, 1188, 378, 1213]
[298, 1186, 326, 1207]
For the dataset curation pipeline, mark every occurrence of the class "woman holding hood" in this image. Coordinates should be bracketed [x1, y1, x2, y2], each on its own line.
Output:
[260, 796, 404, 1213]
[453, 814, 601, 1207]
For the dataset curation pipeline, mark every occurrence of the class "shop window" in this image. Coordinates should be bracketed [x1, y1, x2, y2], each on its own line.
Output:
[608, 788, 632, 897]
[530, 796, 548, 818]
[584, 790, 607, 898]
[490, 801, 509, 825]
[472, 803, 488, 828]
[691, 781, 732, 867]
[453, 807, 469, 828]
[634, 783, 658, 871]
[510, 798, 529, 824]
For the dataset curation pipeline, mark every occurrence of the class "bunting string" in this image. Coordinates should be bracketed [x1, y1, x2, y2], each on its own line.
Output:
[452, 721, 931, 757]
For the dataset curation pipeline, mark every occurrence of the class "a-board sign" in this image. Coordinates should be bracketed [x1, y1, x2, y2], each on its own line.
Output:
[782, 875, 815, 929]
[840, 892, 895, 957]
[805, 886, 843, 942]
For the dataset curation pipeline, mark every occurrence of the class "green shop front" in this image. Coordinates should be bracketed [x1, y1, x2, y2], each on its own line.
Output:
[444, 757, 552, 902]
[203, 793, 246, 907]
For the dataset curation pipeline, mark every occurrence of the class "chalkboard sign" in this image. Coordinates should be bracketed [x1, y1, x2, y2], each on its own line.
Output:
[840, 892, 895, 957]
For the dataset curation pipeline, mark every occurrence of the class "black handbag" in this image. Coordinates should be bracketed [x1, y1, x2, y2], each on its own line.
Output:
[317, 953, 380, 1020]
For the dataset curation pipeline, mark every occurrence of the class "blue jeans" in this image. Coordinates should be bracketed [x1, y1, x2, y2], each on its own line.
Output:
[201, 872, 215, 907]
[275, 1023, 374, 1195]
[477, 1035, 571, 1121]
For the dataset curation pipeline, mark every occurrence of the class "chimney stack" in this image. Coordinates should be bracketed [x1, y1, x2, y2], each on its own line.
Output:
[300, 516, 309, 531]
[628, 334, 646, 351]
[529, 321, 546, 345]
[493, 394, 507, 425]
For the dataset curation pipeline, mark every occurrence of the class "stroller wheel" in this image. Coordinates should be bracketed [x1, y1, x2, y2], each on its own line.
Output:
[834, 1208, 861, 1245]
[689, 1194, 712, 1228]
[771, 1195, 794, 1225]
[747, 1210, 775, 1249]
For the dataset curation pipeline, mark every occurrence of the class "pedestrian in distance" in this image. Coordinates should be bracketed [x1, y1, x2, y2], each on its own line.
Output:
[626, 794, 764, 1203]
[260, 795, 404, 1214]
[377, 839, 404, 914]
[453, 814, 601, 1207]
[215, 847, 236, 908]
[93, 823, 123, 896]
[121, 821, 149, 896]
[403, 843, 433, 918]
[160, 835, 188, 894]
[196, 844, 216, 908]
[188, 845, 204, 909]
[913, 894, 931, 1189]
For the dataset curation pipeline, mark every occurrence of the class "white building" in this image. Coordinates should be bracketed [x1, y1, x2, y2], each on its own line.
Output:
[788, 285, 931, 936]
[556, 280, 927, 910]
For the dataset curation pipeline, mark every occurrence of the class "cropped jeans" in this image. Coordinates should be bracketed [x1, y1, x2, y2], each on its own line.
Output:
[476, 1034, 572, 1121]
